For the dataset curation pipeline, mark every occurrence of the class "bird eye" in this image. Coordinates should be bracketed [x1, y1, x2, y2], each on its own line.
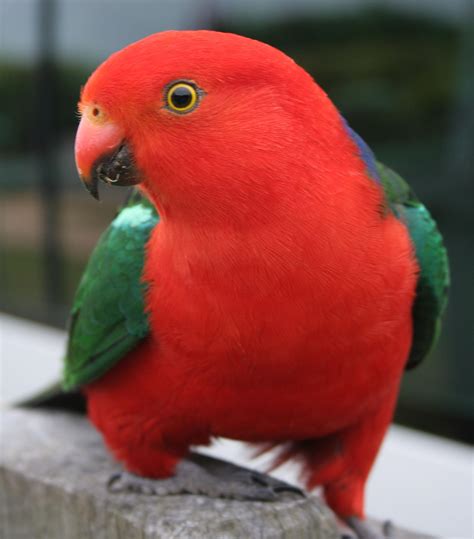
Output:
[166, 82, 199, 114]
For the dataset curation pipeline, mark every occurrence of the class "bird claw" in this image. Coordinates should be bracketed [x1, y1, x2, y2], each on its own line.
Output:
[225, 468, 306, 500]
[106, 457, 305, 501]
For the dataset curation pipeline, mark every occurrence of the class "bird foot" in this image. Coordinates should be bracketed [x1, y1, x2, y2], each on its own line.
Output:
[107, 453, 305, 502]
[344, 517, 395, 539]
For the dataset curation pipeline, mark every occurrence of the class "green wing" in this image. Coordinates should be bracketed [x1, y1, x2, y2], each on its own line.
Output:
[377, 162, 450, 369]
[62, 192, 159, 390]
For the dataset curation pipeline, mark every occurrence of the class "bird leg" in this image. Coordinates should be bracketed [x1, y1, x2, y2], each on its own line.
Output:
[107, 452, 305, 501]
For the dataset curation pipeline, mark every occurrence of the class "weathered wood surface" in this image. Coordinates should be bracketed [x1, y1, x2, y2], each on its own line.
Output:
[0, 408, 340, 539]
[0, 409, 433, 539]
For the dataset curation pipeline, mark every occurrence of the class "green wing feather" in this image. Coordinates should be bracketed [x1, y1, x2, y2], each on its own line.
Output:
[62, 192, 158, 390]
[377, 162, 450, 369]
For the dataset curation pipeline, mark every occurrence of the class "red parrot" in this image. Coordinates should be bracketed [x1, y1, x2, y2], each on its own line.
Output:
[69, 30, 449, 538]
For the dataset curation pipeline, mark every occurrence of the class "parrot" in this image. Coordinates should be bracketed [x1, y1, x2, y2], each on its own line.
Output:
[68, 30, 449, 539]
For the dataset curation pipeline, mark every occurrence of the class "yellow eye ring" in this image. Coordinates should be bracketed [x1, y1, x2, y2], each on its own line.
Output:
[166, 82, 199, 113]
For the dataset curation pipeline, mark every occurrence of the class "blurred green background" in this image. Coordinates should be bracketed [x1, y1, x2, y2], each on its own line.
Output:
[0, 0, 472, 443]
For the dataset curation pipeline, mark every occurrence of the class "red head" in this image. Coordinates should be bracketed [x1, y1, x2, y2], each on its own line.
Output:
[75, 30, 362, 225]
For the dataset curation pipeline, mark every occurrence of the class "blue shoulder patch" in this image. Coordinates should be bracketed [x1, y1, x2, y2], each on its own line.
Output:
[341, 117, 380, 183]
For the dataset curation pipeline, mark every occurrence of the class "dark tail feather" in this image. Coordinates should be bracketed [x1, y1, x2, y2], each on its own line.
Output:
[16, 381, 86, 414]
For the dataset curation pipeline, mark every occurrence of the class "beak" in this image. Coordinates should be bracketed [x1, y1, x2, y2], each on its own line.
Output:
[75, 114, 141, 200]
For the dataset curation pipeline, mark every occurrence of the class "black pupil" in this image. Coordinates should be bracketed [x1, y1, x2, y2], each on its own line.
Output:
[171, 86, 193, 108]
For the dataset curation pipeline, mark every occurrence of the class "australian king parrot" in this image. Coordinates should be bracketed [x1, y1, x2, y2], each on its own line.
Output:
[68, 30, 449, 538]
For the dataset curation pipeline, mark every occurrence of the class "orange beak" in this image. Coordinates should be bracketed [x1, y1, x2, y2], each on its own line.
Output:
[75, 114, 140, 199]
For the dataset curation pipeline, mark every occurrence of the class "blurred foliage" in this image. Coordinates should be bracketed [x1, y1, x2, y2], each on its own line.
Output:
[0, 243, 84, 322]
[0, 62, 89, 155]
[0, 63, 36, 153]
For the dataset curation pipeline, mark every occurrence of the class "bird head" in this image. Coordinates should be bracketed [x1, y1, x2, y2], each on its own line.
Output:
[75, 30, 348, 223]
